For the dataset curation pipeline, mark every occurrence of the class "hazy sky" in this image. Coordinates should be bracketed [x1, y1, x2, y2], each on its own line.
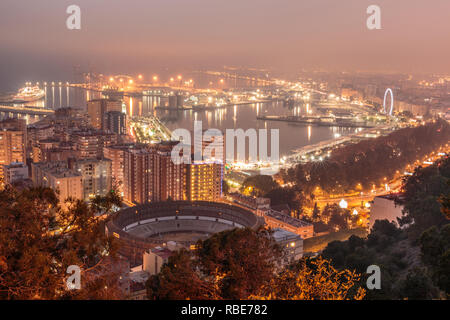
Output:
[1, 0, 449, 90]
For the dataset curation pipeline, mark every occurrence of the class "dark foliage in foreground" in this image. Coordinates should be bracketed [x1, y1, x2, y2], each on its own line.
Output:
[146, 228, 366, 300]
[0, 186, 123, 300]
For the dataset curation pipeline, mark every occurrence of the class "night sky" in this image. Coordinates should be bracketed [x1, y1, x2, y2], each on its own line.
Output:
[1, 0, 449, 90]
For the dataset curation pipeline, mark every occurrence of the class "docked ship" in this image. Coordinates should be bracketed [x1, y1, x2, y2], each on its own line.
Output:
[13, 85, 45, 103]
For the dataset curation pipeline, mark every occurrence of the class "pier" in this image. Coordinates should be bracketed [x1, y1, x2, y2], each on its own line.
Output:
[257, 115, 377, 128]
[0, 105, 54, 123]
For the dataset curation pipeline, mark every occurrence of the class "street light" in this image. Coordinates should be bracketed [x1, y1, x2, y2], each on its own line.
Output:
[339, 199, 348, 209]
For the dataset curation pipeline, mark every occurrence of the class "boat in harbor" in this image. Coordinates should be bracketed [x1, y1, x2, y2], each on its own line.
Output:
[13, 85, 45, 103]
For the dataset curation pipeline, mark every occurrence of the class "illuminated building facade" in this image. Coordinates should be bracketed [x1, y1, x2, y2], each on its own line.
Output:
[152, 141, 185, 202]
[2, 162, 28, 184]
[272, 228, 304, 266]
[0, 119, 26, 181]
[105, 111, 127, 135]
[31, 161, 83, 206]
[71, 130, 118, 159]
[104, 144, 134, 194]
[263, 209, 314, 239]
[186, 161, 223, 202]
[122, 142, 185, 205]
[87, 99, 122, 130]
[123, 146, 154, 205]
[71, 158, 112, 201]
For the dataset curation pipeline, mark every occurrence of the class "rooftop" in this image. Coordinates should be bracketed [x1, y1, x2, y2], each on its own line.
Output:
[150, 247, 174, 260]
[3, 162, 27, 169]
[129, 269, 150, 284]
[272, 228, 302, 242]
[266, 209, 313, 228]
[33, 162, 81, 179]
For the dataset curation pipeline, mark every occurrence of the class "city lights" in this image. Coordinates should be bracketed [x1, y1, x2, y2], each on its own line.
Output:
[1, 0, 449, 305]
[339, 199, 348, 209]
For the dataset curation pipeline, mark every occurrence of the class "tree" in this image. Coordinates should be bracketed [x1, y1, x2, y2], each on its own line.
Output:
[265, 187, 305, 213]
[321, 218, 446, 300]
[252, 257, 365, 300]
[397, 156, 450, 240]
[146, 229, 368, 300]
[312, 203, 320, 222]
[284, 120, 450, 198]
[222, 180, 230, 195]
[241, 175, 278, 197]
[146, 249, 216, 300]
[366, 219, 403, 250]
[328, 211, 350, 231]
[0, 186, 121, 300]
[321, 204, 345, 225]
[318, 155, 450, 300]
[420, 224, 450, 294]
[398, 268, 438, 300]
[439, 181, 450, 220]
[147, 228, 281, 300]
[197, 228, 281, 299]
[322, 237, 373, 274]
[90, 189, 123, 216]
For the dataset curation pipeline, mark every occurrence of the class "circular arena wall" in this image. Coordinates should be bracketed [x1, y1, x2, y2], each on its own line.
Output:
[106, 201, 262, 265]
